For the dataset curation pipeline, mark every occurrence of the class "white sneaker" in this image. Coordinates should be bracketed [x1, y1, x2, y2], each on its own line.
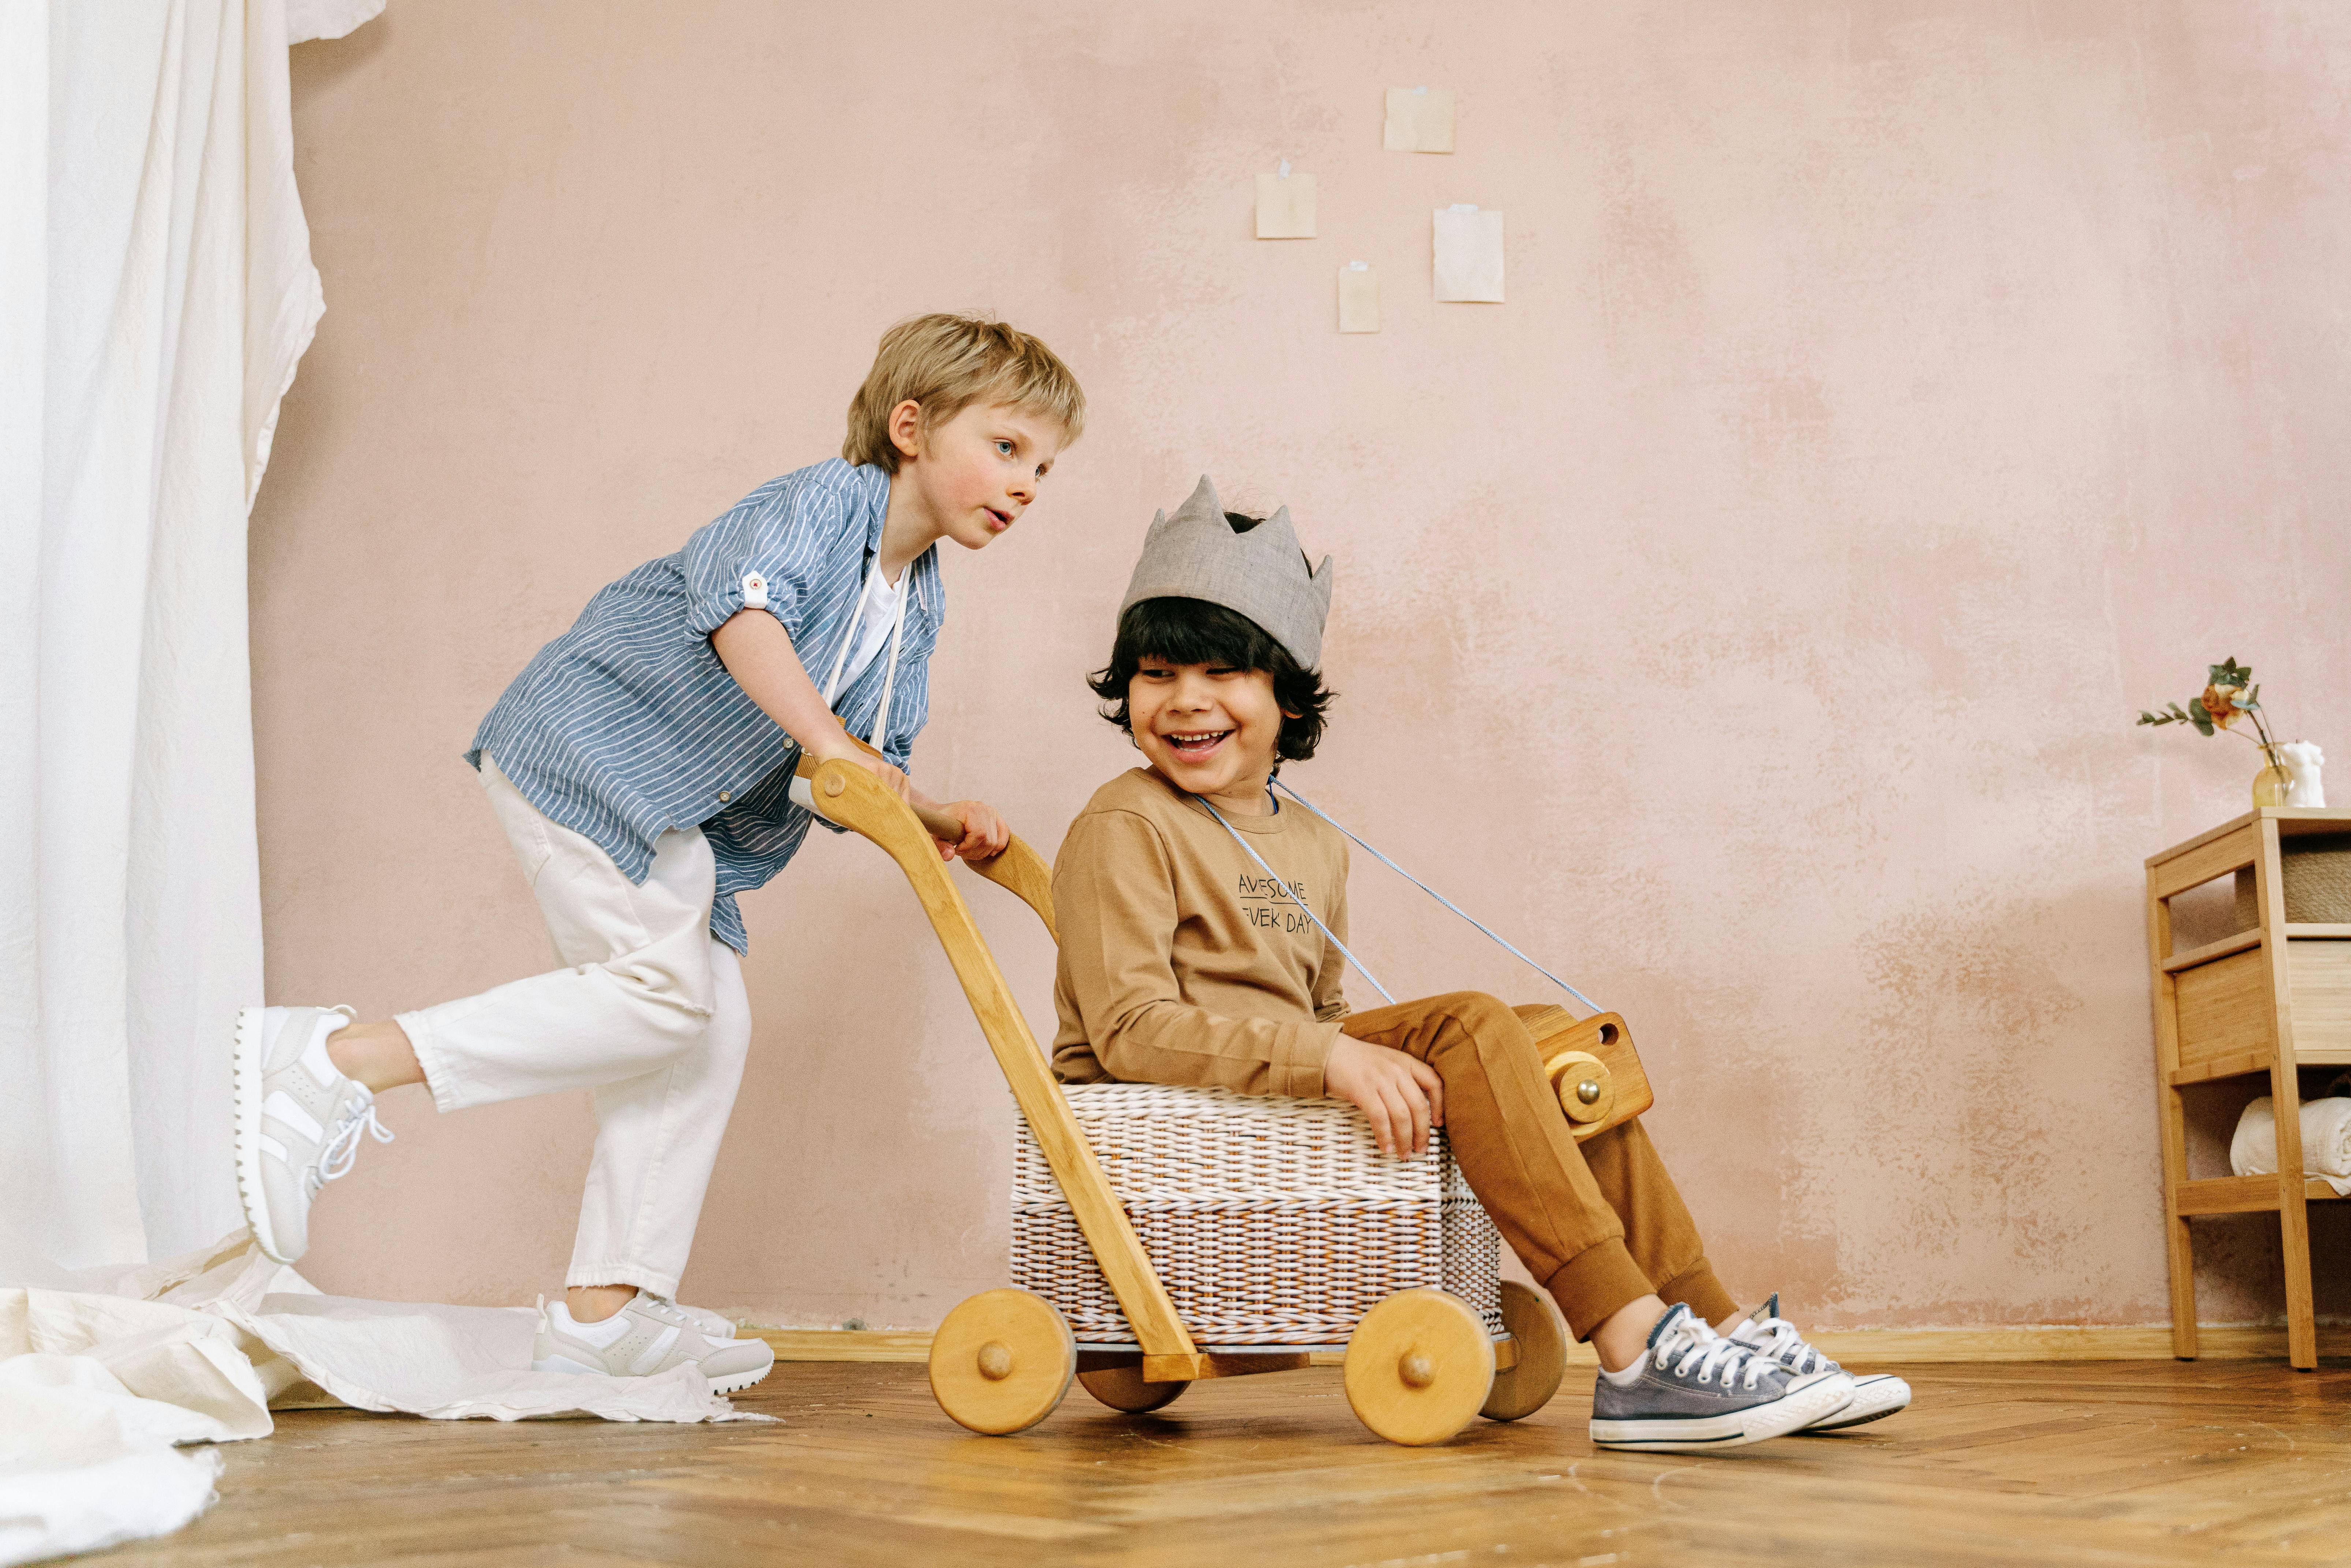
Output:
[664, 1300, 744, 1340]
[232, 1005, 394, 1265]
[1727, 1293, 1912, 1431]
[533, 1291, 774, 1395]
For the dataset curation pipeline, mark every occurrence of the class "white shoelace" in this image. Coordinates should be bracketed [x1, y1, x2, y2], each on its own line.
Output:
[648, 1294, 740, 1340]
[634, 1295, 694, 1328]
[1738, 1314, 1836, 1376]
[1656, 1314, 1774, 1392]
[307, 1091, 395, 1196]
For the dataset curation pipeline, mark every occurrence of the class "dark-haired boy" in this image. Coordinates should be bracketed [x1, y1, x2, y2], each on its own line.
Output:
[1050, 476, 1910, 1451]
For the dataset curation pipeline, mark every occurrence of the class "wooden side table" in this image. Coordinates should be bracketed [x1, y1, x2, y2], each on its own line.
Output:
[2147, 807, 2351, 1370]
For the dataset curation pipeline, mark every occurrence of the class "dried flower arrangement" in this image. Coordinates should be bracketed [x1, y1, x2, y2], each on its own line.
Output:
[2138, 657, 2295, 802]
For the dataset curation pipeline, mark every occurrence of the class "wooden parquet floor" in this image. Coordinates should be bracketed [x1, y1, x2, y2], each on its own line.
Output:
[102, 1359, 2351, 1568]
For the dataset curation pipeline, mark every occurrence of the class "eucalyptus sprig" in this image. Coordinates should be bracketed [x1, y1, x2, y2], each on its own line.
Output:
[2138, 657, 2286, 772]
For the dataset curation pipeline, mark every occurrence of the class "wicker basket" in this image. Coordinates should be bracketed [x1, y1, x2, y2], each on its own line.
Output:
[1012, 1083, 1506, 1350]
[2234, 833, 2351, 929]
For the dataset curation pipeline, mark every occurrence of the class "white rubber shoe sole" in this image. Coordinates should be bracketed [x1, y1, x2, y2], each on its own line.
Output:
[530, 1352, 774, 1396]
[1591, 1371, 1855, 1453]
[705, 1359, 772, 1396]
[1807, 1372, 1910, 1431]
[231, 1007, 292, 1265]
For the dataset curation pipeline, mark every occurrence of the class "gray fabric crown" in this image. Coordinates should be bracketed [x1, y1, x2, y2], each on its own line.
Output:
[1118, 475, 1336, 669]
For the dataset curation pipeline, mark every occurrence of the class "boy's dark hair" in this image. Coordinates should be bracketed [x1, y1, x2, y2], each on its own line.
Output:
[1090, 518, 1336, 764]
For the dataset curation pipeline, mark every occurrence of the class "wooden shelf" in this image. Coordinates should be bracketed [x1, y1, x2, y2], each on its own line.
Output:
[2169, 1050, 2270, 1086]
[2147, 811, 2351, 1369]
[2161, 930, 2263, 973]
[2161, 925, 2351, 975]
[2146, 807, 2351, 869]
[2173, 1175, 2347, 1216]
[2170, 1047, 2351, 1085]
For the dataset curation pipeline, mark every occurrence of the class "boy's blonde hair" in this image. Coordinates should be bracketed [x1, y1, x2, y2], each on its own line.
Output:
[843, 313, 1086, 473]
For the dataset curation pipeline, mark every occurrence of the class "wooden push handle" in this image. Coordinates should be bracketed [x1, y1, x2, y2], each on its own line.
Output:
[793, 742, 983, 847]
[795, 753, 1201, 1365]
[797, 749, 970, 843]
[792, 740, 1060, 940]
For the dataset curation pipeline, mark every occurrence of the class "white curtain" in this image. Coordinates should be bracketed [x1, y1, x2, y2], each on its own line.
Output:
[0, 0, 381, 1288]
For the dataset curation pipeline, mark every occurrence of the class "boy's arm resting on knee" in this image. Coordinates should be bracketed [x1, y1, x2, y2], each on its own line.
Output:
[1302, 848, 1441, 1155]
[1055, 810, 1337, 1097]
[1325, 1033, 1443, 1158]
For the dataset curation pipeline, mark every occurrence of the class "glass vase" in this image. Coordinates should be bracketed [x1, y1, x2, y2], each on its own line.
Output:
[2254, 762, 2292, 807]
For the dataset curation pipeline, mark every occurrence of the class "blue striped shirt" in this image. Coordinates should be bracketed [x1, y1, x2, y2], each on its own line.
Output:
[468, 459, 941, 954]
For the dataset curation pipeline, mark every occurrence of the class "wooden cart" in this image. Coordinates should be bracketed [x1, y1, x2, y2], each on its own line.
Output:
[796, 750, 1652, 1443]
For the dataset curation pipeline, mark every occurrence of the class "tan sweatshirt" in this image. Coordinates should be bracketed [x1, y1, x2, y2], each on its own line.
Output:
[1051, 768, 1352, 1095]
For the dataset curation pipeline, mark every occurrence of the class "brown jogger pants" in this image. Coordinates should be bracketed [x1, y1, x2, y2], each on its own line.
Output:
[1340, 991, 1738, 1341]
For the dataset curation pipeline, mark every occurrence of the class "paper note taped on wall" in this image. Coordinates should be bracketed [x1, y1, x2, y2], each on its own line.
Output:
[1384, 87, 1456, 153]
[1339, 262, 1379, 332]
[1255, 167, 1317, 239]
[1433, 205, 1503, 302]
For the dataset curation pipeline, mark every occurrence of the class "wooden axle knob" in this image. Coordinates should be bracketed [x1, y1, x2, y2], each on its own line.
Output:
[1543, 1048, 1613, 1125]
[977, 1341, 1014, 1381]
[1398, 1352, 1434, 1389]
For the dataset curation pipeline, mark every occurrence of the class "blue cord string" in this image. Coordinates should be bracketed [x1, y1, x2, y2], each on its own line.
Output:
[1195, 796, 1396, 1005]
[1269, 778, 1605, 1015]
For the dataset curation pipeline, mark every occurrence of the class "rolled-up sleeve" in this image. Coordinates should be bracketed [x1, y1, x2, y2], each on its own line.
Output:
[1054, 810, 1338, 1097]
[680, 474, 851, 641]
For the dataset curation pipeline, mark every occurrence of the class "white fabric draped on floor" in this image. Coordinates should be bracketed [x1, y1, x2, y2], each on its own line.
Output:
[1, 1233, 754, 1566]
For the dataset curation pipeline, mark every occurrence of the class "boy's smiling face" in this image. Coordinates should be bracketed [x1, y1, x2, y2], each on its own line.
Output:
[897, 399, 1064, 553]
[1128, 656, 1291, 813]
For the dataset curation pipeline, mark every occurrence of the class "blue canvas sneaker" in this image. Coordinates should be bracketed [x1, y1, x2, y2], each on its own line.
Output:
[1590, 1303, 1854, 1453]
[1727, 1292, 1912, 1431]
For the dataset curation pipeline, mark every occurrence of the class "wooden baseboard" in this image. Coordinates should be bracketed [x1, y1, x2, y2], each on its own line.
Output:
[745, 1322, 2350, 1366]
[1801, 1325, 2351, 1362]
[749, 1329, 934, 1363]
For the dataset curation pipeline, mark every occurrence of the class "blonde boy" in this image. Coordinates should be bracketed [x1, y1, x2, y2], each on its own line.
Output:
[234, 315, 1081, 1393]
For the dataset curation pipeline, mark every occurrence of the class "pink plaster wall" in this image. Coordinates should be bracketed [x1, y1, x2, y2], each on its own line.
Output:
[253, 1, 2351, 1328]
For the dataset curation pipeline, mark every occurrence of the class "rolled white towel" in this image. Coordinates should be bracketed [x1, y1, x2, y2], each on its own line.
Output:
[2230, 1095, 2351, 1195]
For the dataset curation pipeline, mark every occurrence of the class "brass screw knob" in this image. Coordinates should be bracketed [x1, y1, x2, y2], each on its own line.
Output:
[1398, 1352, 1434, 1389]
[1576, 1079, 1602, 1106]
[977, 1341, 1013, 1381]
[823, 774, 845, 798]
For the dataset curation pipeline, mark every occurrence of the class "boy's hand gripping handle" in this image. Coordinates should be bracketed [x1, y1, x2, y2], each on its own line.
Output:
[790, 742, 978, 848]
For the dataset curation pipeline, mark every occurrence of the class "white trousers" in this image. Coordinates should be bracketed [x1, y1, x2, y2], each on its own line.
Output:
[395, 756, 751, 1298]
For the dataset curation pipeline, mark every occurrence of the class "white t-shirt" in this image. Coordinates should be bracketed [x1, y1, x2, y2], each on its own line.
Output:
[837, 564, 905, 696]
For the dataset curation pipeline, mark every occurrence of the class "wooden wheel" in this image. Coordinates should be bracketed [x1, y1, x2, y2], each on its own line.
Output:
[1343, 1288, 1496, 1446]
[1479, 1281, 1568, 1421]
[1078, 1361, 1188, 1414]
[928, 1288, 1076, 1435]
